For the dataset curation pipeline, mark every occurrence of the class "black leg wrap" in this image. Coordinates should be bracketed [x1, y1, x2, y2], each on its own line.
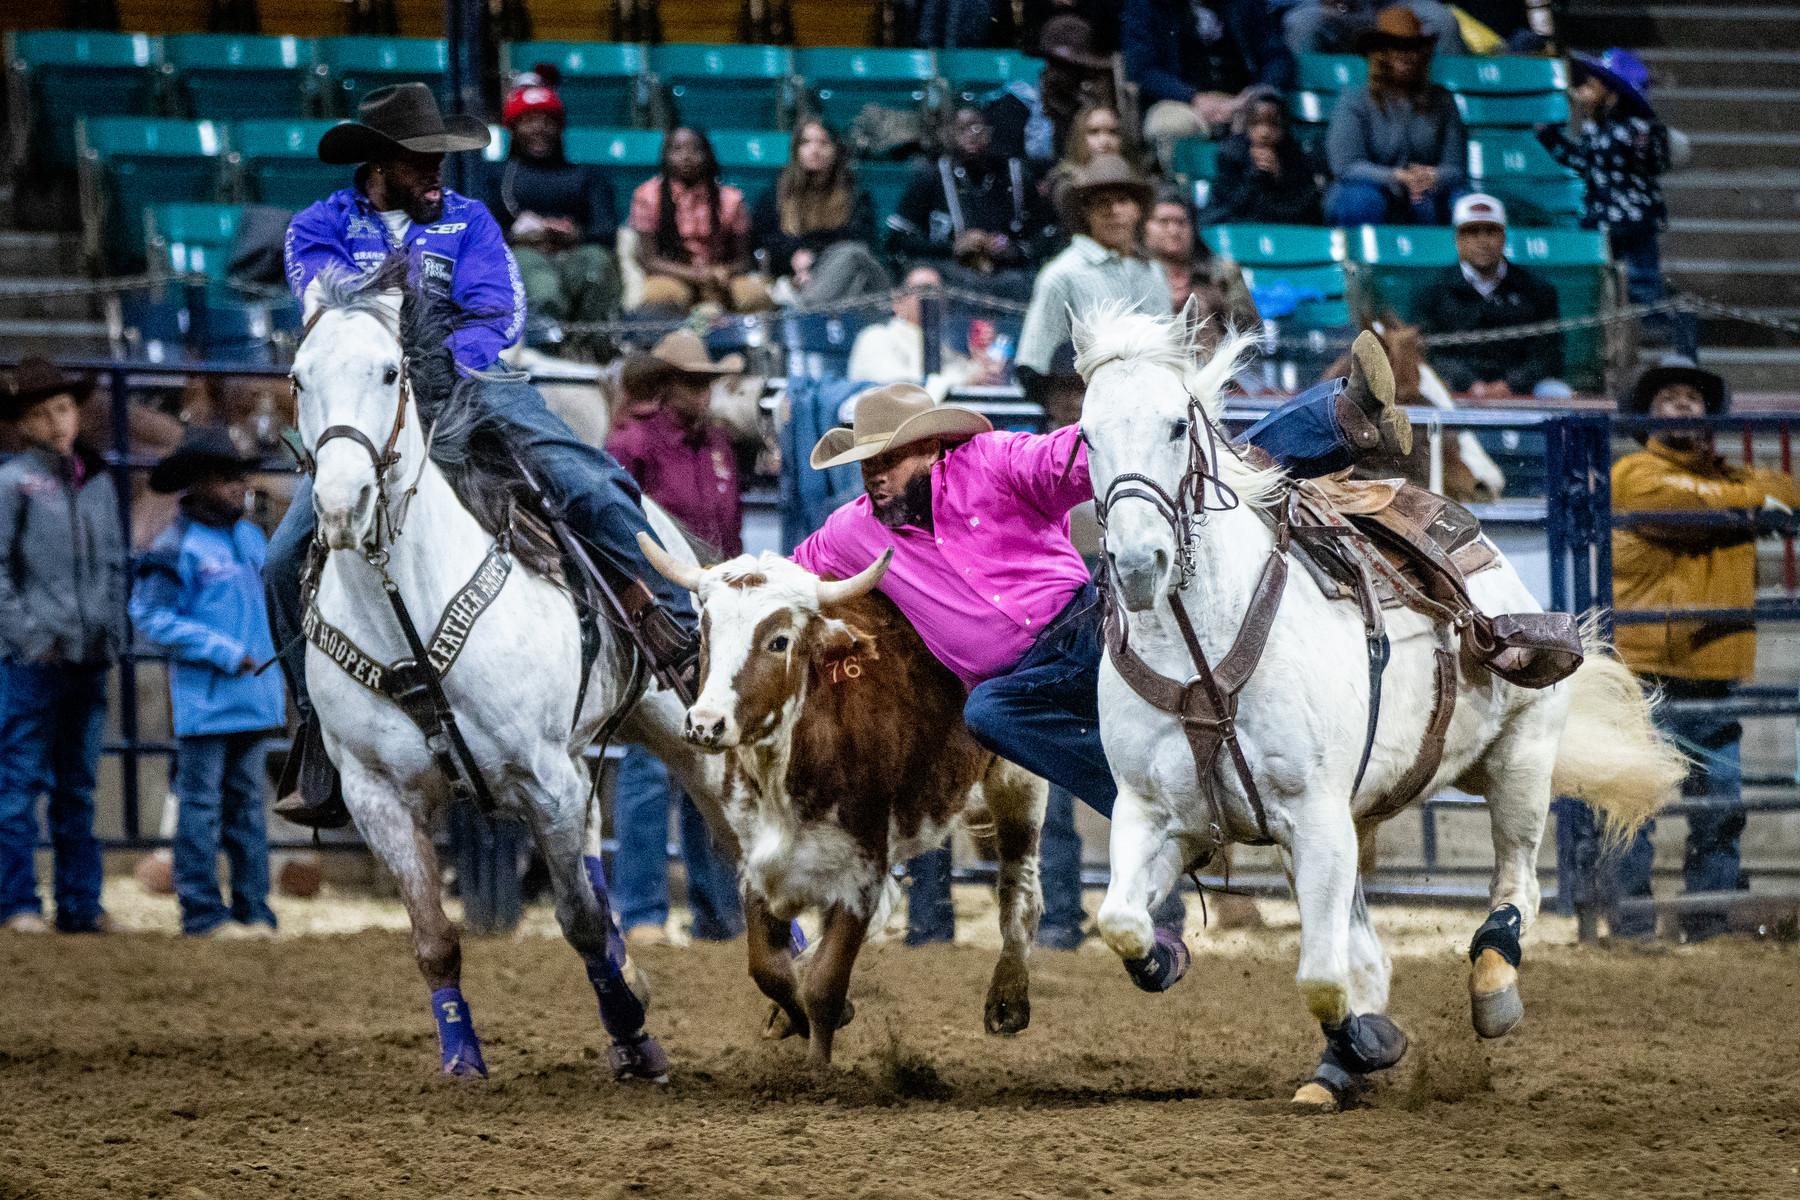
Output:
[1311, 1044, 1361, 1103]
[1122, 929, 1191, 994]
[1469, 903, 1524, 967]
[1322, 1011, 1408, 1075]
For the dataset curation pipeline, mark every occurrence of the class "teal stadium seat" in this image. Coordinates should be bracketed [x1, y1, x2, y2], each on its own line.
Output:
[79, 117, 228, 269]
[233, 119, 350, 211]
[1467, 133, 1581, 225]
[1169, 136, 1221, 207]
[937, 48, 1037, 107]
[1204, 224, 1346, 267]
[709, 130, 789, 198]
[7, 31, 160, 170]
[856, 158, 919, 229]
[1240, 263, 1346, 299]
[505, 42, 648, 128]
[1347, 223, 1457, 318]
[145, 202, 242, 292]
[1486, 175, 1584, 226]
[651, 43, 794, 132]
[1294, 53, 1365, 93]
[162, 34, 317, 121]
[562, 128, 663, 199]
[1453, 91, 1569, 129]
[1431, 55, 1567, 95]
[315, 37, 447, 114]
[797, 48, 936, 129]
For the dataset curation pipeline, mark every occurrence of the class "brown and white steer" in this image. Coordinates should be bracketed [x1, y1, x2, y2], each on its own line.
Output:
[639, 534, 1047, 1066]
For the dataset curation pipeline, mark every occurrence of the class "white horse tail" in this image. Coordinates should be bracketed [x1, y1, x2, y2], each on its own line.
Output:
[1548, 619, 1689, 839]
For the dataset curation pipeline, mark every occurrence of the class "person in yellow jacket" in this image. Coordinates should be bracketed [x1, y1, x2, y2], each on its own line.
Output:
[1610, 357, 1799, 939]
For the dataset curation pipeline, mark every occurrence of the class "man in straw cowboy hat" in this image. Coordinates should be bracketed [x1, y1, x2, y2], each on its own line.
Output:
[790, 343, 1404, 965]
[267, 85, 705, 827]
[0, 359, 126, 935]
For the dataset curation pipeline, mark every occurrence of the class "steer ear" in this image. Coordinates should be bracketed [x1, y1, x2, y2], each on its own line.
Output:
[815, 618, 879, 663]
[637, 531, 705, 592]
[815, 549, 893, 608]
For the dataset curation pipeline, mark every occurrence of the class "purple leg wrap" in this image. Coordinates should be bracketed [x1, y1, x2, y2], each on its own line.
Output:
[430, 986, 487, 1077]
[582, 855, 646, 1040]
[1123, 928, 1192, 994]
[584, 855, 631, 971]
[789, 920, 808, 957]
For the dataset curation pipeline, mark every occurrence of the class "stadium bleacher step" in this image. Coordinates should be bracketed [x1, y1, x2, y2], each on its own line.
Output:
[1680, 131, 1800, 172]
[1693, 347, 1800, 393]
[1666, 217, 1800, 261]
[1697, 307, 1800, 350]
[1664, 170, 1800, 221]
[0, 276, 106, 321]
[1636, 48, 1800, 91]
[0, 316, 112, 358]
[0, 229, 81, 275]
[1657, 88, 1800, 135]
[1564, 5, 1800, 52]
[1666, 258, 1800, 306]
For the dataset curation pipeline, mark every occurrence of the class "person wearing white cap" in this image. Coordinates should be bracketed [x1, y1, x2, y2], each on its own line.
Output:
[1417, 193, 1571, 400]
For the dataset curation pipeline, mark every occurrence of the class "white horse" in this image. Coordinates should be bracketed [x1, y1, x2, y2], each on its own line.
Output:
[293, 267, 723, 1082]
[1073, 306, 1684, 1106]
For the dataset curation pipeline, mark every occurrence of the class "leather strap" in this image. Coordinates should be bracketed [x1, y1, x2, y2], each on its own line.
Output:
[1366, 624, 1458, 822]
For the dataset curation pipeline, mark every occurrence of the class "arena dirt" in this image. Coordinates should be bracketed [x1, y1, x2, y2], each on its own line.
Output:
[2, 908, 1796, 1199]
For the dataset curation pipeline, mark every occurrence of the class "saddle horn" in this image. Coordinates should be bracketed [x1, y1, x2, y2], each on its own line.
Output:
[636, 531, 704, 592]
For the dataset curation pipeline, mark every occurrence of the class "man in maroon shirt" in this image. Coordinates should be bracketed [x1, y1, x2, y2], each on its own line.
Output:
[604, 330, 748, 944]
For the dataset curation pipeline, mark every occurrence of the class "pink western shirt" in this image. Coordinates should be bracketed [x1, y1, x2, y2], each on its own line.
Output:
[791, 425, 1094, 689]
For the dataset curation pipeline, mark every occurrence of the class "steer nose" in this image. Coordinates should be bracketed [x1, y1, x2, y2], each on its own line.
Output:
[683, 711, 727, 748]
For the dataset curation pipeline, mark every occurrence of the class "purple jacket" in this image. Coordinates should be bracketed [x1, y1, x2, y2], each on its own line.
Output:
[284, 184, 525, 371]
[606, 408, 744, 559]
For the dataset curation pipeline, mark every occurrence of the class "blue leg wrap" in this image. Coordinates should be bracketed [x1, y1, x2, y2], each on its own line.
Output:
[582, 855, 646, 1040]
[430, 986, 487, 1077]
[1469, 903, 1523, 967]
[1123, 928, 1191, 994]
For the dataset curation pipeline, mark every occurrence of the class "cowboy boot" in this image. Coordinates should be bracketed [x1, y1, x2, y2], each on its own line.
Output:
[272, 714, 352, 830]
[1344, 330, 1411, 458]
[619, 581, 700, 707]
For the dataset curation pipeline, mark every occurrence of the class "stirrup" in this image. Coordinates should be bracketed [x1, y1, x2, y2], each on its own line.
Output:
[272, 716, 351, 830]
[619, 581, 700, 706]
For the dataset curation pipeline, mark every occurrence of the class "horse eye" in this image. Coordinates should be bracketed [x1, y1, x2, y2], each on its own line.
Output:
[1170, 419, 1190, 442]
[766, 635, 790, 653]
[383, 367, 399, 386]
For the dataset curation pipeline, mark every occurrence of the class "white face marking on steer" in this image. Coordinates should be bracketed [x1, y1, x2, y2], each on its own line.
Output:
[682, 554, 820, 750]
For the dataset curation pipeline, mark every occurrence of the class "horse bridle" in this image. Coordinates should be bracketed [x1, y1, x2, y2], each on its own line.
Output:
[1092, 390, 1245, 593]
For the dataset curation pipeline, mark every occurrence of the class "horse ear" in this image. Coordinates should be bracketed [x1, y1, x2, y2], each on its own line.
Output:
[1068, 304, 1091, 356]
[374, 290, 404, 322]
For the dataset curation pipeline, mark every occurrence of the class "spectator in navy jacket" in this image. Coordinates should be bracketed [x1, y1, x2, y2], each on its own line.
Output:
[132, 429, 284, 938]
[1123, 0, 1296, 167]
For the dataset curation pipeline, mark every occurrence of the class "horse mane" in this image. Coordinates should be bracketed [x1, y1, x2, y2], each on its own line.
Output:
[308, 256, 565, 581]
[1071, 302, 1288, 512]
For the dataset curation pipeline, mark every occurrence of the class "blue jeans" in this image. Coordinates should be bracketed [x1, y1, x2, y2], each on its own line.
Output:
[905, 844, 956, 944]
[963, 379, 1359, 820]
[266, 379, 696, 713]
[1611, 679, 1744, 940]
[173, 731, 277, 935]
[0, 662, 108, 930]
[1040, 785, 1086, 938]
[1326, 179, 1457, 227]
[611, 745, 743, 940]
[1612, 230, 1696, 358]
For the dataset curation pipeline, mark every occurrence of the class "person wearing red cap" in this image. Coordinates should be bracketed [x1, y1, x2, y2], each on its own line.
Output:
[480, 69, 622, 350]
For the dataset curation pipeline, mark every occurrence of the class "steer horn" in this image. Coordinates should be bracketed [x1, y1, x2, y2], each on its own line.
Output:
[636, 531, 705, 592]
[815, 549, 894, 608]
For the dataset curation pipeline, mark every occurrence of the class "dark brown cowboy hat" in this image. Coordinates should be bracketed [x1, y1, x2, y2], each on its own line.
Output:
[1066, 154, 1156, 212]
[1355, 5, 1437, 54]
[1037, 15, 1113, 75]
[620, 329, 746, 398]
[149, 426, 260, 494]
[1622, 355, 1728, 417]
[0, 356, 95, 421]
[317, 83, 491, 165]
[809, 382, 991, 470]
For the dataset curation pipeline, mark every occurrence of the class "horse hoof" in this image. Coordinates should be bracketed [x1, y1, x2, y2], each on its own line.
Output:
[1324, 1011, 1408, 1075]
[1123, 929, 1191, 994]
[1291, 1081, 1339, 1110]
[442, 1052, 488, 1079]
[608, 1033, 670, 1085]
[763, 1003, 806, 1041]
[1469, 947, 1523, 1039]
[984, 992, 1031, 1036]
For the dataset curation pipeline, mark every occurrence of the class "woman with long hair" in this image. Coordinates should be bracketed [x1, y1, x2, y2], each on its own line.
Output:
[1323, 5, 1466, 226]
[750, 119, 888, 305]
[629, 126, 771, 312]
[1044, 101, 1144, 223]
[1199, 87, 1323, 225]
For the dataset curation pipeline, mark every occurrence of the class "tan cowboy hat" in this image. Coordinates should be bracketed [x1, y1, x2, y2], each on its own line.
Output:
[1355, 5, 1436, 54]
[1065, 154, 1156, 212]
[809, 382, 992, 470]
[317, 83, 491, 165]
[620, 329, 746, 396]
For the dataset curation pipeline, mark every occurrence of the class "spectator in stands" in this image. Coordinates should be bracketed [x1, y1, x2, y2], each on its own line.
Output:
[1122, 0, 1296, 168]
[484, 68, 621, 348]
[1143, 188, 1261, 331]
[1323, 5, 1467, 227]
[1283, 0, 1465, 58]
[131, 429, 282, 939]
[631, 127, 772, 314]
[1198, 87, 1325, 226]
[1453, 1, 1549, 54]
[888, 107, 1059, 303]
[1609, 358, 1799, 941]
[1537, 51, 1677, 347]
[1016, 155, 1170, 416]
[985, 15, 1117, 165]
[847, 265, 998, 400]
[913, 0, 1006, 48]
[751, 121, 889, 308]
[1044, 100, 1144, 223]
[605, 331, 749, 946]
[0, 360, 125, 936]
[1416, 193, 1569, 399]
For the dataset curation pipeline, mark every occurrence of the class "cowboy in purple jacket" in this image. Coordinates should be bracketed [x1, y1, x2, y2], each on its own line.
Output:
[266, 85, 700, 829]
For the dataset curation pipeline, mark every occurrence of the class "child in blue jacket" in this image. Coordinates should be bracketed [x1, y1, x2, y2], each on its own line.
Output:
[131, 429, 285, 937]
